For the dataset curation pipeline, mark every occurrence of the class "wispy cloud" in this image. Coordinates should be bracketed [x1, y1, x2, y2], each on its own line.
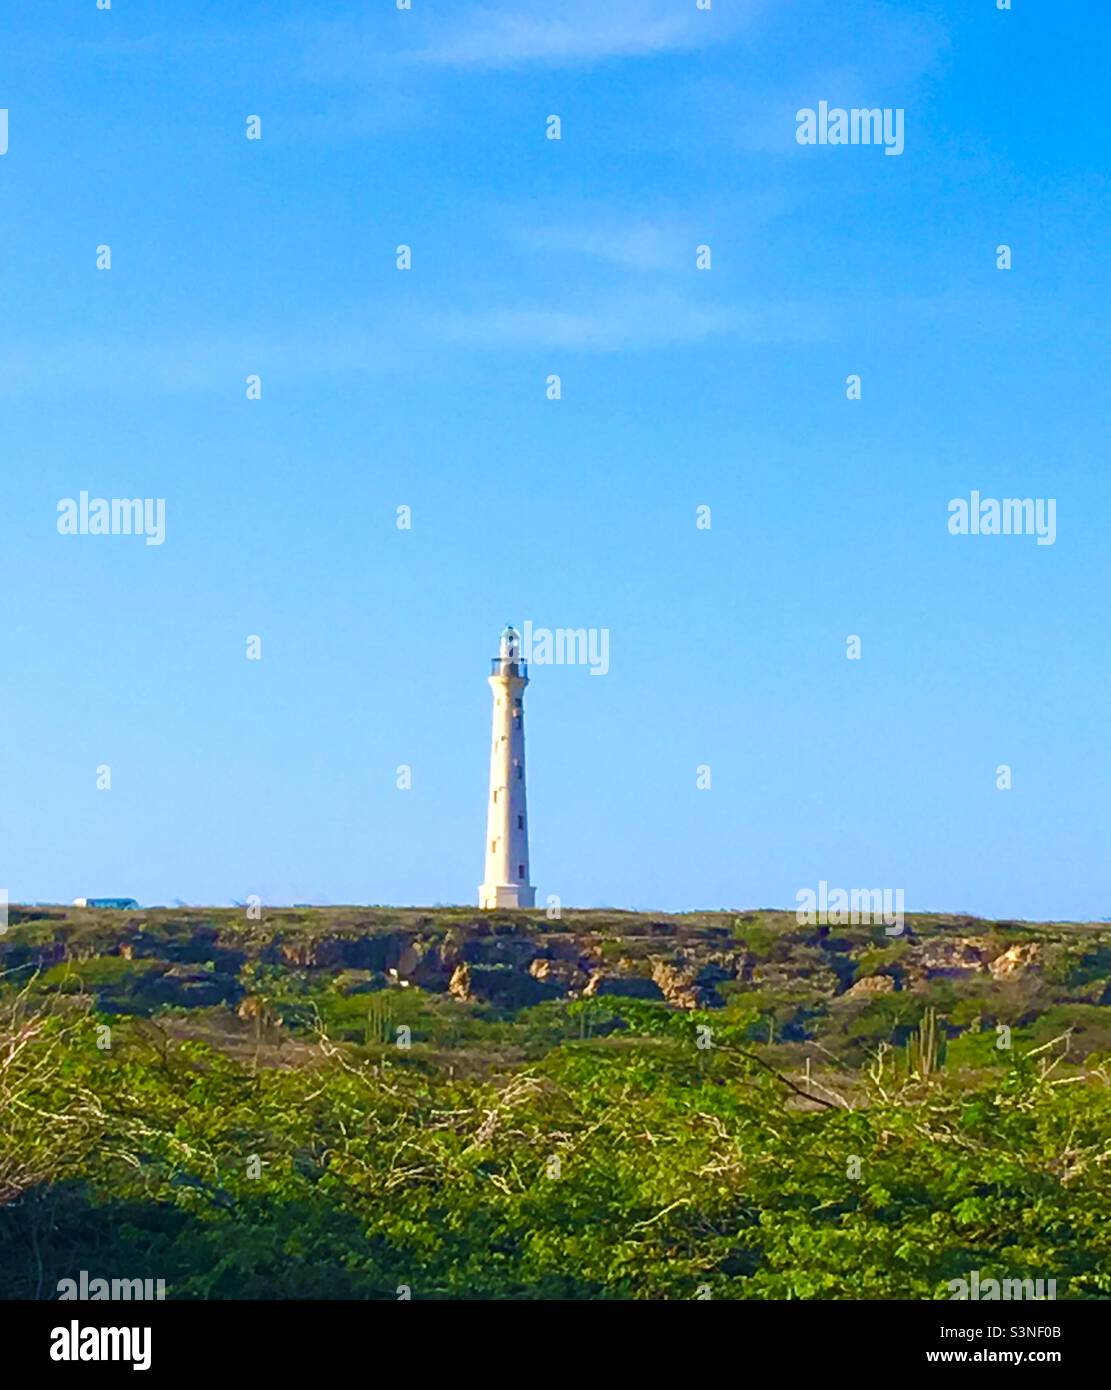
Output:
[2, 281, 1025, 397]
[413, 0, 761, 68]
[421, 289, 829, 353]
[506, 192, 798, 272]
[0, 291, 830, 397]
[294, 0, 767, 76]
[0, 329, 403, 396]
[515, 213, 691, 274]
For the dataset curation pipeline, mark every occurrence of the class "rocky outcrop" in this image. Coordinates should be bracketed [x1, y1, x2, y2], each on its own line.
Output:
[651, 958, 732, 1009]
[459, 934, 539, 968]
[528, 957, 589, 995]
[749, 959, 841, 996]
[153, 965, 239, 1008]
[275, 933, 460, 988]
[989, 943, 1043, 978]
[279, 938, 356, 970]
[448, 962, 554, 1007]
[841, 973, 897, 1000]
[901, 938, 995, 986]
[583, 973, 664, 1001]
[4, 908, 1107, 1033]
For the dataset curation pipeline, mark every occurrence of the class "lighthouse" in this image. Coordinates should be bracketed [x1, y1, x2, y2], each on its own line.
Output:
[479, 625, 536, 909]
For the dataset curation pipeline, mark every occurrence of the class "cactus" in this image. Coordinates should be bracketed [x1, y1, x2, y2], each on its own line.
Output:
[365, 993, 393, 1046]
[906, 1006, 946, 1080]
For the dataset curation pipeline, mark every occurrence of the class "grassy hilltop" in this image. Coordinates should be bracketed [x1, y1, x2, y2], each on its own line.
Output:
[1, 904, 1109, 1299]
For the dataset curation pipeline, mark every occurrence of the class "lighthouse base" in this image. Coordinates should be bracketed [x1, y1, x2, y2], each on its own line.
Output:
[478, 883, 536, 910]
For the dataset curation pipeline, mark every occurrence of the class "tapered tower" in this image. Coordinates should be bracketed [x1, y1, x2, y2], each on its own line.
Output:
[479, 625, 535, 909]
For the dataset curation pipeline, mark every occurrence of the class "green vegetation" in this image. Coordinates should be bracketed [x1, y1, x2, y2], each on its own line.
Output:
[1, 905, 1109, 1300]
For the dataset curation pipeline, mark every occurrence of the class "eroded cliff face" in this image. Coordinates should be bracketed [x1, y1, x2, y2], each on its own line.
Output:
[1, 904, 1099, 1015]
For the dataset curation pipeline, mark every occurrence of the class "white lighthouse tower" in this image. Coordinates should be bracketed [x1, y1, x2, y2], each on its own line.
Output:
[479, 625, 536, 909]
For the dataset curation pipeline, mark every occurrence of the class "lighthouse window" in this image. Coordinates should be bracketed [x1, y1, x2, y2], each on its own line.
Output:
[518, 865, 525, 879]
[516, 766, 522, 780]
[490, 839, 497, 853]
[517, 815, 524, 829]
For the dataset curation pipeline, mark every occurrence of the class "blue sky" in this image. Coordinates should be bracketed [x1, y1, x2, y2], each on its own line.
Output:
[2, 0, 1108, 918]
